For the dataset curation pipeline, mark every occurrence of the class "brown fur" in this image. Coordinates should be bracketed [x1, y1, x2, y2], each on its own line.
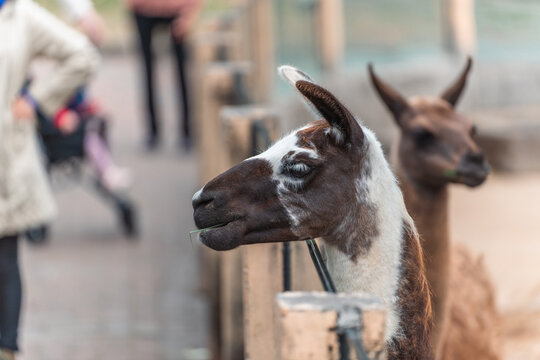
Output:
[369, 59, 500, 359]
[399, 177, 451, 351]
[295, 121, 378, 261]
[440, 244, 501, 360]
[388, 220, 433, 360]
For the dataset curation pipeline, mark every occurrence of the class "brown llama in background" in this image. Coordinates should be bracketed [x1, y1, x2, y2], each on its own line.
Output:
[369, 58, 500, 360]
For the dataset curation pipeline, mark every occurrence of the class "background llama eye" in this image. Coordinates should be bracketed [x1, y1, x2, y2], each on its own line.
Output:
[470, 125, 478, 137]
[286, 162, 312, 179]
[411, 128, 435, 148]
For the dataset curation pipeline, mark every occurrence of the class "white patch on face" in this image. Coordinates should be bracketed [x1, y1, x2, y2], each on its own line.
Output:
[192, 187, 204, 203]
[249, 127, 320, 227]
[251, 130, 319, 180]
[322, 125, 413, 344]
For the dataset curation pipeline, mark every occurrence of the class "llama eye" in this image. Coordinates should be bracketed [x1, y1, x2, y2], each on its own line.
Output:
[285, 162, 312, 179]
[412, 129, 435, 148]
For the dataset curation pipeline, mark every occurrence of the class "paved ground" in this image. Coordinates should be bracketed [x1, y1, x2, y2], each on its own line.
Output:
[19, 54, 209, 360]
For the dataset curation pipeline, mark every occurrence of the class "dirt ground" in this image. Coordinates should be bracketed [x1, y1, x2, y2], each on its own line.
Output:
[450, 172, 540, 359]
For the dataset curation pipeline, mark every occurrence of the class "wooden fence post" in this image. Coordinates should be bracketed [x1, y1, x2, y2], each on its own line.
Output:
[220, 106, 281, 360]
[315, 0, 345, 72]
[191, 31, 243, 64]
[198, 62, 252, 182]
[276, 292, 387, 360]
[290, 241, 324, 292]
[440, 0, 477, 56]
[218, 106, 279, 360]
[194, 63, 252, 360]
[247, 0, 275, 103]
[243, 242, 283, 360]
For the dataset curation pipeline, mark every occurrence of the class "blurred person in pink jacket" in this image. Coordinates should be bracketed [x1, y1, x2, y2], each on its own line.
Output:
[126, 0, 203, 151]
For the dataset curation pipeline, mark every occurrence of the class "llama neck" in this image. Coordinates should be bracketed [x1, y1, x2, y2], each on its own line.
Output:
[322, 136, 432, 358]
[394, 158, 450, 353]
[322, 219, 432, 359]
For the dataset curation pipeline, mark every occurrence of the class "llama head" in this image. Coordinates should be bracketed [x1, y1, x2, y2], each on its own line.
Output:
[369, 57, 490, 188]
[192, 66, 377, 252]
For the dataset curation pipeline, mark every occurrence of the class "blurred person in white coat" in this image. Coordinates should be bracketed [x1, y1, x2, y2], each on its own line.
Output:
[0, 0, 98, 358]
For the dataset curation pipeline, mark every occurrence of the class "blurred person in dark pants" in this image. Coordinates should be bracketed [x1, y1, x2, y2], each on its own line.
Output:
[0, 0, 98, 358]
[126, 0, 203, 151]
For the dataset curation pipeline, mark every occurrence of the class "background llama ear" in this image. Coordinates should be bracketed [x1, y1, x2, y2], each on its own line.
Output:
[368, 63, 411, 126]
[278, 65, 364, 146]
[440, 56, 473, 108]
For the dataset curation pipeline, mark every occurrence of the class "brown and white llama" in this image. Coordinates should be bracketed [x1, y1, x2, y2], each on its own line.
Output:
[193, 66, 433, 359]
[368, 58, 500, 360]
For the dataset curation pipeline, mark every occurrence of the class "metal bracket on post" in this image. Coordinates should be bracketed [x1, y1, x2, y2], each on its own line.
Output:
[276, 292, 386, 360]
[337, 307, 370, 360]
[305, 238, 351, 359]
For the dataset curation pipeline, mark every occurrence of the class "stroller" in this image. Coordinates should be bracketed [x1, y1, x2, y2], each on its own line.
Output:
[25, 86, 138, 243]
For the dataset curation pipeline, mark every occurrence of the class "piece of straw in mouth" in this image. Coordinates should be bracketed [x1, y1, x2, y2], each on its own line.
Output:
[443, 169, 459, 179]
[189, 223, 226, 245]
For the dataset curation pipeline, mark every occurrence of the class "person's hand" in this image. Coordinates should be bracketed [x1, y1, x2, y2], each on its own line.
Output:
[78, 10, 106, 46]
[12, 96, 35, 122]
[172, 0, 203, 39]
[57, 110, 80, 134]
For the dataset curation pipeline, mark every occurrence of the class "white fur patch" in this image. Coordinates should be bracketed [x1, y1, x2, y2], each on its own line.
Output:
[251, 130, 319, 180]
[324, 126, 345, 145]
[323, 126, 411, 343]
[192, 187, 204, 203]
[278, 65, 314, 86]
[248, 128, 320, 227]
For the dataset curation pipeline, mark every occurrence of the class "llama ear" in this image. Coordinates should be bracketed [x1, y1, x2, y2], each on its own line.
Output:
[279, 65, 315, 86]
[441, 56, 473, 108]
[278, 66, 321, 119]
[295, 80, 363, 146]
[279, 65, 364, 147]
[368, 63, 411, 125]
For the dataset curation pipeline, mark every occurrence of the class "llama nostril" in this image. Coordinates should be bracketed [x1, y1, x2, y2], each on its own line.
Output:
[192, 188, 213, 209]
[192, 195, 213, 210]
[465, 151, 485, 165]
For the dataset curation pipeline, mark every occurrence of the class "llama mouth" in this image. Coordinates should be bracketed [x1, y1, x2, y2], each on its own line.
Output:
[457, 168, 489, 187]
[198, 220, 245, 251]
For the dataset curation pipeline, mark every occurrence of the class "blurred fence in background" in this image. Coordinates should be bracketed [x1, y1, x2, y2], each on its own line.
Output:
[476, 0, 540, 61]
[38, 0, 540, 74]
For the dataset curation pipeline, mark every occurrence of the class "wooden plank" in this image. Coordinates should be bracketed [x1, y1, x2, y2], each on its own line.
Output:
[243, 243, 283, 360]
[276, 292, 387, 360]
